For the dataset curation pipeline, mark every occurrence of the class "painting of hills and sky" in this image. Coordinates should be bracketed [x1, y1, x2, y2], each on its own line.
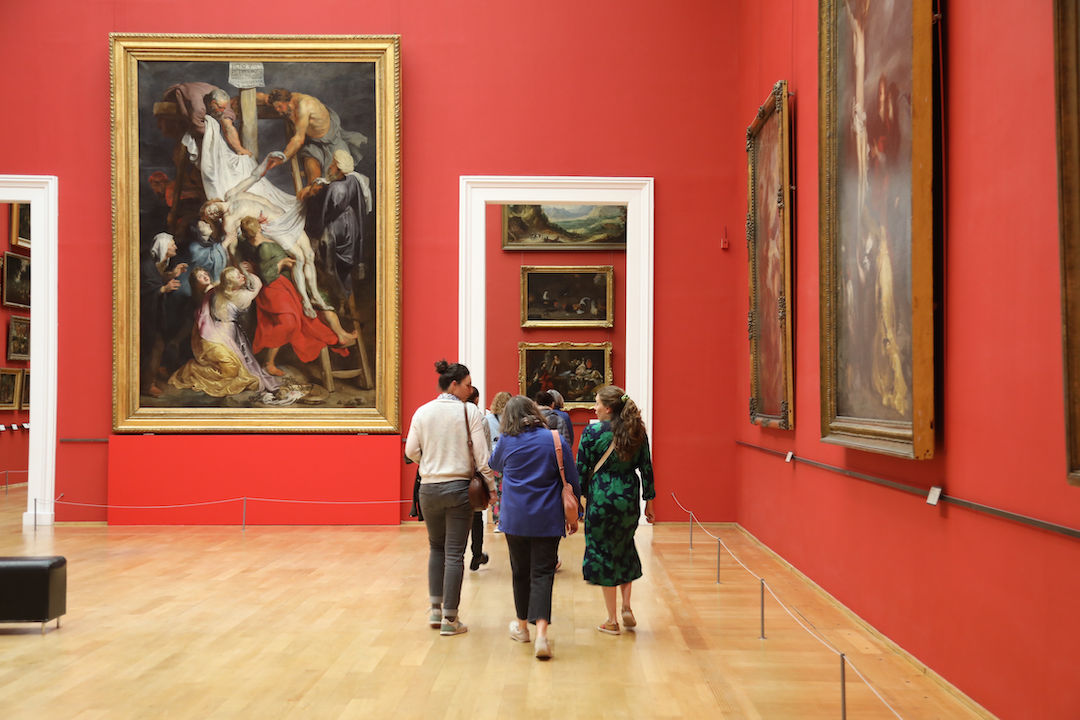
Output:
[503, 204, 627, 250]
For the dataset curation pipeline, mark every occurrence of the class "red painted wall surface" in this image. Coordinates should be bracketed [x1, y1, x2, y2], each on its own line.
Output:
[732, 1, 1080, 718]
[0, 206, 30, 480]
[0, 1, 740, 525]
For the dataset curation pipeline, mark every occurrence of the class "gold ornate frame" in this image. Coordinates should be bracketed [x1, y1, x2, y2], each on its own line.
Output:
[520, 265, 614, 328]
[518, 341, 613, 409]
[2, 251, 30, 309]
[18, 369, 28, 411]
[9, 203, 30, 249]
[1054, 0, 1080, 485]
[111, 34, 401, 433]
[7, 315, 29, 362]
[0, 368, 20, 411]
[819, 0, 935, 458]
[747, 80, 794, 430]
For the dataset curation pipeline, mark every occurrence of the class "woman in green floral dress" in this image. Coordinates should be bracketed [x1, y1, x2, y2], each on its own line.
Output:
[576, 385, 655, 635]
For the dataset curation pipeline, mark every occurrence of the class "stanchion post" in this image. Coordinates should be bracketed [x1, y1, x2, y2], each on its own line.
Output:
[689, 511, 694, 549]
[242, 497, 247, 532]
[5, 469, 8, 495]
[716, 538, 721, 584]
[759, 579, 766, 639]
[34, 497, 37, 531]
[840, 653, 847, 720]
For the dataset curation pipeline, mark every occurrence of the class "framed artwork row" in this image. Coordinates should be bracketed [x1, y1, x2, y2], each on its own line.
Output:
[111, 34, 401, 434]
[0, 368, 26, 411]
[521, 265, 613, 329]
[818, 0, 935, 459]
[519, 341, 612, 409]
[2, 252, 30, 309]
[747, 80, 795, 430]
[7, 315, 28, 362]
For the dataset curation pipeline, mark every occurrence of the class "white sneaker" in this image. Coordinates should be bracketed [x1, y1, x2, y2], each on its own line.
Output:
[534, 635, 552, 659]
[509, 620, 530, 643]
[440, 618, 468, 636]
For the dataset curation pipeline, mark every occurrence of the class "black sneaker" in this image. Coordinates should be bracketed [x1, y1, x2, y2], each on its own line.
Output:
[470, 552, 489, 571]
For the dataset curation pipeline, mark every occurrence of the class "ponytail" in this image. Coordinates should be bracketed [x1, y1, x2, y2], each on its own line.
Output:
[597, 385, 646, 461]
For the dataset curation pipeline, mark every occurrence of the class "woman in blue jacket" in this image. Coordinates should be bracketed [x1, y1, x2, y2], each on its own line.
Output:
[490, 395, 581, 660]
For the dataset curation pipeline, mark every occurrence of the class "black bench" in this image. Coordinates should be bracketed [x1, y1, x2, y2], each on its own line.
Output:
[0, 556, 66, 634]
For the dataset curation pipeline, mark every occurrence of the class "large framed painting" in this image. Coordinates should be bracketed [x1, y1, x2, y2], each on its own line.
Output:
[520, 341, 613, 409]
[521, 265, 614, 328]
[2, 252, 30, 309]
[747, 80, 794, 430]
[7, 316, 29, 362]
[10, 203, 30, 249]
[0, 369, 20, 411]
[1055, 0, 1080, 485]
[819, 0, 934, 459]
[111, 34, 401, 433]
[503, 205, 627, 250]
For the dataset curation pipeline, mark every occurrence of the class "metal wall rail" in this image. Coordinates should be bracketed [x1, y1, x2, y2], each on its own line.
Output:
[735, 440, 1080, 542]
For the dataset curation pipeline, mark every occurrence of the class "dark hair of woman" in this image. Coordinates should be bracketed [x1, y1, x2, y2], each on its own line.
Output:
[434, 359, 470, 391]
[597, 385, 646, 461]
[500, 395, 548, 437]
[534, 390, 554, 407]
[467, 386, 480, 405]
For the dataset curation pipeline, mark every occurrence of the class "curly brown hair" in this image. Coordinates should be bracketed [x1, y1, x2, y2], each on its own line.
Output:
[597, 385, 646, 461]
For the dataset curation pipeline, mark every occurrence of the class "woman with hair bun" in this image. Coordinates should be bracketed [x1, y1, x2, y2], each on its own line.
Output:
[575, 385, 655, 636]
[405, 359, 496, 636]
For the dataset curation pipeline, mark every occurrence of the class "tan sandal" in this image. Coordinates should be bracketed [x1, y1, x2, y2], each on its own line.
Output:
[621, 607, 636, 628]
[598, 620, 621, 635]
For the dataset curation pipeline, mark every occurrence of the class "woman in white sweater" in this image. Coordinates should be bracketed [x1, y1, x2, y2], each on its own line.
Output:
[404, 359, 496, 636]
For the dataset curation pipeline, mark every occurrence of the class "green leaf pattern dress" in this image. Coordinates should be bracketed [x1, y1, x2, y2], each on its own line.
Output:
[576, 422, 655, 586]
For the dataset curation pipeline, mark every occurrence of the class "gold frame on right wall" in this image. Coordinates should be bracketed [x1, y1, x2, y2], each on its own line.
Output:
[1054, 0, 1080, 485]
[819, 0, 935, 459]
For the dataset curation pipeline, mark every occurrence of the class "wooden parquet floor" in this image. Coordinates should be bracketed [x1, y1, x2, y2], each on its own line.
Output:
[0, 486, 992, 720]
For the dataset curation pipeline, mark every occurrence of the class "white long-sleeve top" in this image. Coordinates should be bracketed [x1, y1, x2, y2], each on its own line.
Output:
[405, 396, 497, 492]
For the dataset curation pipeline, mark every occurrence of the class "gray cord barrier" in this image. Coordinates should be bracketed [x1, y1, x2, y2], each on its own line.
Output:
[31, 495, 413, 532]
[3, 469, 29, 495]
[670, 492, 905, 720]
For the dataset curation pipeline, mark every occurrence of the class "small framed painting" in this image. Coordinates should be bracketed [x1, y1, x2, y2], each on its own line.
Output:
[10, 203, 30, 249]
[0, 368, 20, 411]
[521, 266, 614, 328]
[19, 369, 29, 411]
[7, 315, 29, 362]
[2, 252, 30, 309]
[503, 204, 627, 250]
[519, 341, 613, 409]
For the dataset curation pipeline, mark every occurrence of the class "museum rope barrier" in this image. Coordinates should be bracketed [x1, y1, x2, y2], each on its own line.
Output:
[34, 495, 414, 532]
[670, 491, 905, 720]
[3, 469, 29, 494]
[735, 440, 1080, 542]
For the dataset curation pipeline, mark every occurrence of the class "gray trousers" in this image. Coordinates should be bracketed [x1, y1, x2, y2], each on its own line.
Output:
[419, 480, 472, 618]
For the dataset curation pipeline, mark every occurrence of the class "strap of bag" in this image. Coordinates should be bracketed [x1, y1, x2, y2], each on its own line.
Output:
[593, 440, 616, 476]
[463, 403, 476, 475]
[552, 430, 566, 486]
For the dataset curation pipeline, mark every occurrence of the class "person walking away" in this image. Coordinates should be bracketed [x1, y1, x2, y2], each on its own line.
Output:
[485, 391, 512, 531]
[575, 386, 655, 635]
[490, 396, 581, 659]
[466, 386, 490, 571]
[404, 359, 496, 636]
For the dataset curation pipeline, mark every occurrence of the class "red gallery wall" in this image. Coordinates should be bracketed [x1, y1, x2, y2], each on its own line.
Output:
[732, 1, 1080, 718]
[0, 1, 740, 525]
[0, 205, 30, 482]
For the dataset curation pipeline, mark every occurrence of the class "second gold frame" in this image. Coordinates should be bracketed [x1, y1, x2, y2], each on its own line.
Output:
[519, 341, 613, 409]
[521, 266, 614, 328]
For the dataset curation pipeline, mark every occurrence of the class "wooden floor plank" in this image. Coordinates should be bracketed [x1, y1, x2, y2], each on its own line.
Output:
[0, 487, 992, 719]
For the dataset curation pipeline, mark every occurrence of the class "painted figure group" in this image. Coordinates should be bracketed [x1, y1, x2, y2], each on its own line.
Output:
[140, 82, 372, 406]
[406, 360, 655, 660]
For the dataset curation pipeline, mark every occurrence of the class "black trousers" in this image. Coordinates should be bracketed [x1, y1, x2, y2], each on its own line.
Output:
[470, 511, 484, 558]
[504, 534, 561, 624]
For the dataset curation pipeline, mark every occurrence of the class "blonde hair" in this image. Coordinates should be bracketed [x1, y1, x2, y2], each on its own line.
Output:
[489, 391, 512, 415]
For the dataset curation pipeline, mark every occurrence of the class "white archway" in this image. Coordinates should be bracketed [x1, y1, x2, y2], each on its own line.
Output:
[458, 176, 655, 431]
[0, 175, 59, 527]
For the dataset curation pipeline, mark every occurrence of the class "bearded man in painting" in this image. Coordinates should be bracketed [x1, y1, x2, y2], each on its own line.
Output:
[263, 88, 368, 185]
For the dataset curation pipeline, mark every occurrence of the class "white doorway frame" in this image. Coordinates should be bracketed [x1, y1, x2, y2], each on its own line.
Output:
[458, 176, 654, 431]
[0, 176, 59, 527]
